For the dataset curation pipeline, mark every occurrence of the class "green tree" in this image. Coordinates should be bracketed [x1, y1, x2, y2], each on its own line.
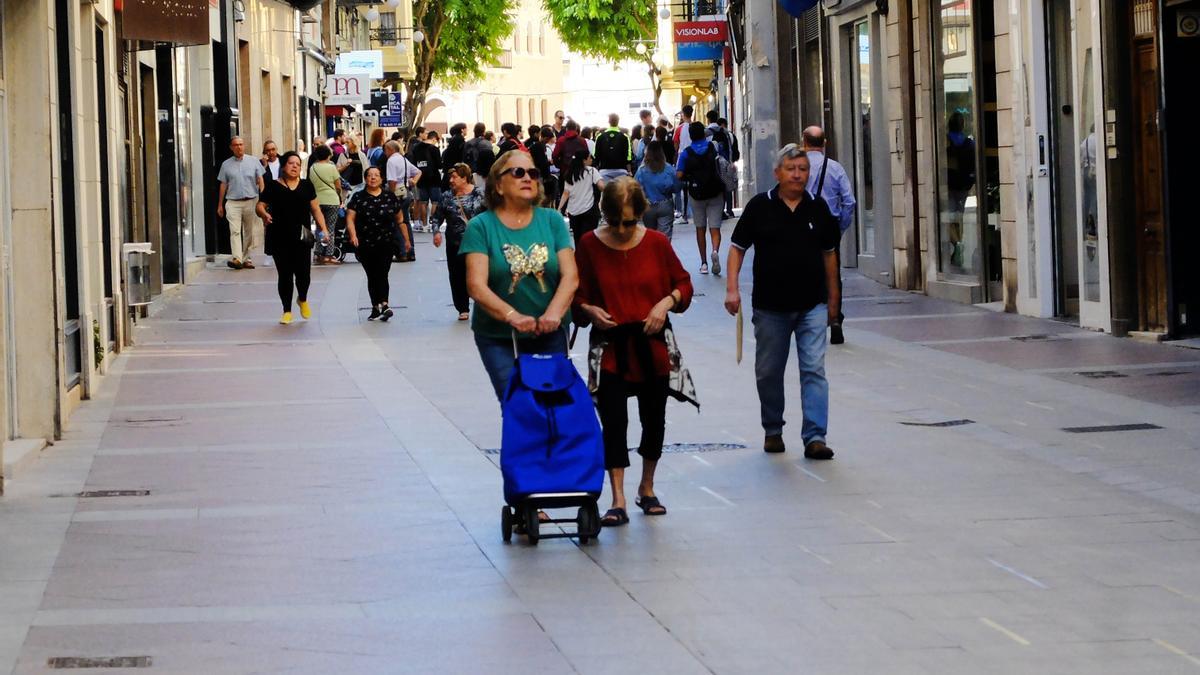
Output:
[405, 0, 517, 130]
[540, 0, 664, 114]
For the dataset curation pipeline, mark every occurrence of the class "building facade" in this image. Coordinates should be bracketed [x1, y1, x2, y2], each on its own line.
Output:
[732, 0, 1198, 339]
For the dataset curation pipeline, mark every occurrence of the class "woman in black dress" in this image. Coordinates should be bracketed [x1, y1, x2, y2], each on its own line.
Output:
[430, 163, 486, 321]
[346, 166, 406, 321]
[256, 151, 329, 324]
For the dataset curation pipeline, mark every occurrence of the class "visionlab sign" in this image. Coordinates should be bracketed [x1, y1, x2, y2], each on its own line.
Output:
[672, 21, 728, 43]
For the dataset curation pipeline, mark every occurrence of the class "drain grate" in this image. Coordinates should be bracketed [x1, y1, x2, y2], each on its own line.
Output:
[1011, 334, 1057, 342]
[1146, 371, 1187, 377]
[899, 419, 975, 428]
[48, 656, 152, 668]
[1076, 370, 1128, 379]
[1061, 423, 1162, 433]
[76, 490, 151, 498]
[875, 300, 912, 305]
[481, 442, 747, 456]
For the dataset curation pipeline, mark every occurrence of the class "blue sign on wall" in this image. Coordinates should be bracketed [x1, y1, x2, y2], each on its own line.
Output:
[676, 42, 724, 62]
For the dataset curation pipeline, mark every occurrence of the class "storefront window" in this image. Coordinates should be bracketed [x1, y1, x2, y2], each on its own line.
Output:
[1077, 14, 1100, 301]
[932, 1, 979, 277]
[851, 20, 874, 255]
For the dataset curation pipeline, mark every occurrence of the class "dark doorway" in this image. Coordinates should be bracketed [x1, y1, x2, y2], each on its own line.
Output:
[95, 25, 115, 348]
[154, 45, 181, 284]
[1162, 1, 1200, 335]
[54, 0, 82, 387]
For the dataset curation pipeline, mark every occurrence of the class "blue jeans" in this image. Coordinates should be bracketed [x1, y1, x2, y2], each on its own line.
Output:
[474, 329, 569, 403]
[752, 305, 829, 444]
[643, 199, 674, 240]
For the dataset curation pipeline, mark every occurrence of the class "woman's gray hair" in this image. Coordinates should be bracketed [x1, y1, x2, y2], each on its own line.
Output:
[775, 143, 809, 169]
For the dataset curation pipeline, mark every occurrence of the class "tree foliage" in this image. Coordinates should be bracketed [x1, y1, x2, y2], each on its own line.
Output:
[540, 0, 665, 113]
[405, 0, 517, 129]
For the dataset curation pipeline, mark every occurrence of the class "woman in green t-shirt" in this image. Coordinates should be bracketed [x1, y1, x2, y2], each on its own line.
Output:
[307, 144, 343, 265]
[461, 149, 578, 403]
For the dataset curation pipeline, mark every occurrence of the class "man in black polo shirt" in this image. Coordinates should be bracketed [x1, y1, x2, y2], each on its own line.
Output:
[724, 144, 841, 459]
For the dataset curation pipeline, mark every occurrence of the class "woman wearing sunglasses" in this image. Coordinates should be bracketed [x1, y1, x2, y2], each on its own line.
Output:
[574, 177, 693, 526]
[461, 150, 579, 403]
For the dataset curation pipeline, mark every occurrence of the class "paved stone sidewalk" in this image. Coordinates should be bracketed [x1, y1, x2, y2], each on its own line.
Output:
[2, 234, 1200, 674]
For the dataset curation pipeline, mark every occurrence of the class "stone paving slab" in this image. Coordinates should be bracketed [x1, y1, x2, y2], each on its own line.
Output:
[4, 234, 1200, 673]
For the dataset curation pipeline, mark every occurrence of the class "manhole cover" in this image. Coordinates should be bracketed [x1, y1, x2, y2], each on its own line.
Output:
[76, 490, 151, 498]
[1062, 423, 1162, 433]
[899, 419, 975, 428]
[1076, 370, 1127, 379]
[48, 656, 152, 668]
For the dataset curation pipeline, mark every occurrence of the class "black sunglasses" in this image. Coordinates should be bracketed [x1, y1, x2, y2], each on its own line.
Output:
[501, 167, 540, 181]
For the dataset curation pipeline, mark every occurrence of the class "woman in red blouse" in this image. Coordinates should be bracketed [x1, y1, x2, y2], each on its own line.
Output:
[575, 177, 693, 526]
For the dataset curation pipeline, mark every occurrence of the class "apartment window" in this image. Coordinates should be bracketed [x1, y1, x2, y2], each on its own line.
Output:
[513, 24, 520, 52]
[539, 25, 546, 55]
[529, 99, 536, 125]
[493, 98, 501, 129]
[516, 97, 524, 125]
[379, 12, 397, 46]
[526, 22, 533, 54]
[541, 100, 549, 125]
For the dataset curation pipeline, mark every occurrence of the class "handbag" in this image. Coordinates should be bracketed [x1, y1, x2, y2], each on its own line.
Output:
[299, 221, 315, 246]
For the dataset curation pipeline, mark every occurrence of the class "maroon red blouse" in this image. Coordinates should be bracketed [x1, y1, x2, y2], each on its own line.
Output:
[574, 229, 694, 381]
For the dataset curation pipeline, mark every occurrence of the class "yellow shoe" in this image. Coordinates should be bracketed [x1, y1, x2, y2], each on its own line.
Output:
[298, 301, 312, 320]
[279, 312, 293, 325]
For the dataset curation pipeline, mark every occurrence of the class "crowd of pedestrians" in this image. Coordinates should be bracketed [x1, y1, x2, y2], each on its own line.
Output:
[213, 111, 853, 521]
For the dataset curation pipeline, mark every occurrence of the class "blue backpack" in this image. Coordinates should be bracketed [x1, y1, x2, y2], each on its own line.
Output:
[501, 352, 605, 506]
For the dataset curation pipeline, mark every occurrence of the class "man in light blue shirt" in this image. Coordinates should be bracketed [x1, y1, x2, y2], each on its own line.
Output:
[802, 126, 856, 343]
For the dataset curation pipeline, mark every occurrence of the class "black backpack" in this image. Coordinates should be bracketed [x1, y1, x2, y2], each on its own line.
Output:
[684, 144, 724, 200]
[463, 138, 484, 174]
[594, 129, 629, 170]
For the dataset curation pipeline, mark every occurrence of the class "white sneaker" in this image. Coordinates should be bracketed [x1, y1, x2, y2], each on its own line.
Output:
[711, 251, 721, 276]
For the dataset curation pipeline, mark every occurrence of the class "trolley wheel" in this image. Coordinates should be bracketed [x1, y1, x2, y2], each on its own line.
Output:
[587, 502, 602, 537]
[336, 246, 348, 262]
[525, 506, 540, 545]
[501, 506, 514, 543]
[576, 506, 593, 544]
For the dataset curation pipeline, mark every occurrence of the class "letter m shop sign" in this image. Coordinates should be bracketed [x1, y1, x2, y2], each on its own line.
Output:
[326, 74, 370, 106]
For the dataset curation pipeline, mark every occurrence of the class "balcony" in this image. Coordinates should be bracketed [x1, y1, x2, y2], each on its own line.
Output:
[495, 49, 514, 69]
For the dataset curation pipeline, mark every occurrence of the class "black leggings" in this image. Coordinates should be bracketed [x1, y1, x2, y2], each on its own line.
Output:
[272, 247, 312, 312]
[568, 209, 600, 248]
[595, 373, 669, 470]
[357, 245, 393, 306]
[445, 236, 469, 313]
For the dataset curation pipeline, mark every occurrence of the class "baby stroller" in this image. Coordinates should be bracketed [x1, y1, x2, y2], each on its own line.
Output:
[315, 207, 352, 262]
[499, 343, 605, 545]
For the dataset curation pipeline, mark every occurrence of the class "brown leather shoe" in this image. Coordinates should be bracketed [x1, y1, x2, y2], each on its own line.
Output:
[804, 440, 835, 460]
[227, 258, 242, 269]
[764, 434, 785, 454]
[241, 259, 255, 269]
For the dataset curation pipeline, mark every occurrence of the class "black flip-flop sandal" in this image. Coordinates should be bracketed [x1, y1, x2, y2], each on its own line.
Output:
[635, 496, 667, 516]
[600, 508, 629, 527]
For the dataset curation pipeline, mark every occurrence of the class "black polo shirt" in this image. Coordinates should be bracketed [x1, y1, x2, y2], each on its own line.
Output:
[730, 185, 839, 312]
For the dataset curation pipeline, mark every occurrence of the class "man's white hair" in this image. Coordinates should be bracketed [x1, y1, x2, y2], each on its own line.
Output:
[775, 143, 809, 169]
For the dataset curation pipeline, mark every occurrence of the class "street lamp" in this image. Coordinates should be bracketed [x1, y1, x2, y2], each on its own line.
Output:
[385, 0, 400, 6]
[365, 5, 380, 22]
[636, 42, 647, 56]
[659, 7, 671, 19]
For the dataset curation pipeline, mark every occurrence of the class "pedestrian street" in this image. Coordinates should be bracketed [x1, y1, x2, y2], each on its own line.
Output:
[3, 231, 1200, 674]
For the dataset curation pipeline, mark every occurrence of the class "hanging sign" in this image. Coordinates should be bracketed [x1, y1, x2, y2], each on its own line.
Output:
[325, 74, 371, 105]
[673, 21, 728, 43]
[121, 0, 209, 45]
[676, 42, 725, 62]
[379, 92, 405, 127]
[335, 50, 384, 79]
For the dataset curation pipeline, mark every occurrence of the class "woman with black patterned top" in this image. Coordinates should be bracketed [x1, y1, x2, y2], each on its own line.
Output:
[431, 163, 486, 320]
[346, 166, 406, 321]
